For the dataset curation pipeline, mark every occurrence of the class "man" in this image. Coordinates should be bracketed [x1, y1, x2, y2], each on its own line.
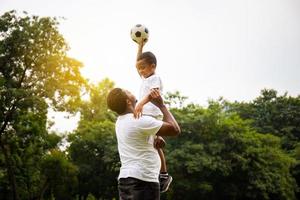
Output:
[106, 88, 180, 200]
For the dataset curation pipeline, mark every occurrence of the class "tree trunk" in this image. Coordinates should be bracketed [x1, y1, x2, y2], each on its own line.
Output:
[0, 138, 19, 200]
[38, 179, 49, 200]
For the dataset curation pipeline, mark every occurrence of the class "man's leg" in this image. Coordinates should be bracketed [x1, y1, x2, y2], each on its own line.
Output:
[158, 148, 173, 193]
[144, 181, 160, 200]
[118, 178, 142, 200]
[118, 177, 159, 200]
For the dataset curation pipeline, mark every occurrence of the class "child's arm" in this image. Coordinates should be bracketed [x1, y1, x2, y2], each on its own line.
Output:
[134, 88, 159, 118]
[136, 41, 145, 77]
[136, 40, 144, 61]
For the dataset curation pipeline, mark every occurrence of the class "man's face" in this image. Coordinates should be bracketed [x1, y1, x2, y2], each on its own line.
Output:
[136, 59, 155, 78]
[124, 90, 137, 108]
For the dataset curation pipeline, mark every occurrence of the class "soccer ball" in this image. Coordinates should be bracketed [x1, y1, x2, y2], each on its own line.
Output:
[130, 24, 149, 44]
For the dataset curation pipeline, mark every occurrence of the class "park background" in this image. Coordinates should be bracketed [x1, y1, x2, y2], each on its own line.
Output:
[0, 0, 300, 199]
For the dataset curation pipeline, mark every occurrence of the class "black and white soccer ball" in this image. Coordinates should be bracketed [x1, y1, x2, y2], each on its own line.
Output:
[130, 24, 149, 44]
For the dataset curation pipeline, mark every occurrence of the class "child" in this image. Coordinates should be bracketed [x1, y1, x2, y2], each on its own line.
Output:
[134, 41, 173, 193]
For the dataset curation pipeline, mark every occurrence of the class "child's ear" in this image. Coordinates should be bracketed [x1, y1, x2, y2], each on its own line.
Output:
[151, 63, 156, 68]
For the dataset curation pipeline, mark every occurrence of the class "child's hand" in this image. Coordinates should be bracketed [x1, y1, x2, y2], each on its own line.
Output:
[134, 102, 143, 118]
[138, 40, 145, 48]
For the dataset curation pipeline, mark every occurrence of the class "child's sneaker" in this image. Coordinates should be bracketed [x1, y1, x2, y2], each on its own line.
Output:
[159, 173, 173, 193]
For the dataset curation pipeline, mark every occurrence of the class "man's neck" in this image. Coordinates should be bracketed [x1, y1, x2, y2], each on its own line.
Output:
[121, 108, 134, 115]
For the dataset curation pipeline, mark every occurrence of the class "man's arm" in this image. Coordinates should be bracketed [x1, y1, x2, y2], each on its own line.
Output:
[156, 105, 181, 136]
[149, 90, 181, 137]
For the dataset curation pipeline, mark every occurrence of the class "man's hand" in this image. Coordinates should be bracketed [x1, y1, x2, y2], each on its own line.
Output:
[134, 102, 144, 118]
[154, 136, 166, 149]
[149, 88, 164, 108]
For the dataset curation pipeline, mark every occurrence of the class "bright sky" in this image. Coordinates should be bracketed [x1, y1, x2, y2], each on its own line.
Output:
[1, 0, 300, 132]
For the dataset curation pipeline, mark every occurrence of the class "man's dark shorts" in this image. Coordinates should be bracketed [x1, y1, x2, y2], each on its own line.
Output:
[118, 177, 160, 200]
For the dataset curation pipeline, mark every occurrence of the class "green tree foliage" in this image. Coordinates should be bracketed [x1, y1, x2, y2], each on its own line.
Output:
[67, 79, 119, 199]
[226, 89, 300, 198]
[78, 78, 115, 124]
[162, 97, 297, 200]
[227, 89, 300, 150]
[1, 10, 299, 200]
[0, 10, 86, 200]
[164, 91, 187, 108]
[68, 121, 119, 200]
[40, 150, 78, 200]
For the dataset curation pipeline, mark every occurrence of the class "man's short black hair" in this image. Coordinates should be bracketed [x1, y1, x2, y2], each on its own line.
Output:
[107, 88, 127, 115]
[137, 51, 157, 66]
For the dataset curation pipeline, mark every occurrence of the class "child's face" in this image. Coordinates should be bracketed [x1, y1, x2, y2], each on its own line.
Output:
[136, 59, 156, 78]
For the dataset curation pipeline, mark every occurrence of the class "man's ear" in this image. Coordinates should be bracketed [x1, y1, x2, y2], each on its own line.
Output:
[126, 99, 131, 105]
[151, 63, 156, 68]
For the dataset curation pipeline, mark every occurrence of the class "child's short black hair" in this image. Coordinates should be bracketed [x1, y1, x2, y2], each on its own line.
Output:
[107, 88, 127, 115]
[137, 51, 157, 66]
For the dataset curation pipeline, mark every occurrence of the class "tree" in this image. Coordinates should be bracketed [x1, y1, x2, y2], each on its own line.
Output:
[68, 79, 119, 199]
[162, 100, 297, 200]
[0, 10, 86, 200]
[78, 78, 115, 124]
[226, 89, 300, 198]
[164, 91, 188, 108]
[40, 150, 78, 200]
[227, 89, 300, 151]
[68, 120, 119, 200]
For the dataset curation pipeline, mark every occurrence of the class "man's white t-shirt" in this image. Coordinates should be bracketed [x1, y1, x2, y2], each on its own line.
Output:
[116, 113, 163, 183]
[139, 74, 163, 117]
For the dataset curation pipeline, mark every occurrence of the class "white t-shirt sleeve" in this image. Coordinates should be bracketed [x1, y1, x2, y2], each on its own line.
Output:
[138, 116, 163, 136]
[147, 75, 162, 90]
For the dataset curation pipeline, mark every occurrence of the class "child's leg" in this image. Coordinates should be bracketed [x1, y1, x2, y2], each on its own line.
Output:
[158, 148, 167, 173]
[158, 147, 172, 193]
